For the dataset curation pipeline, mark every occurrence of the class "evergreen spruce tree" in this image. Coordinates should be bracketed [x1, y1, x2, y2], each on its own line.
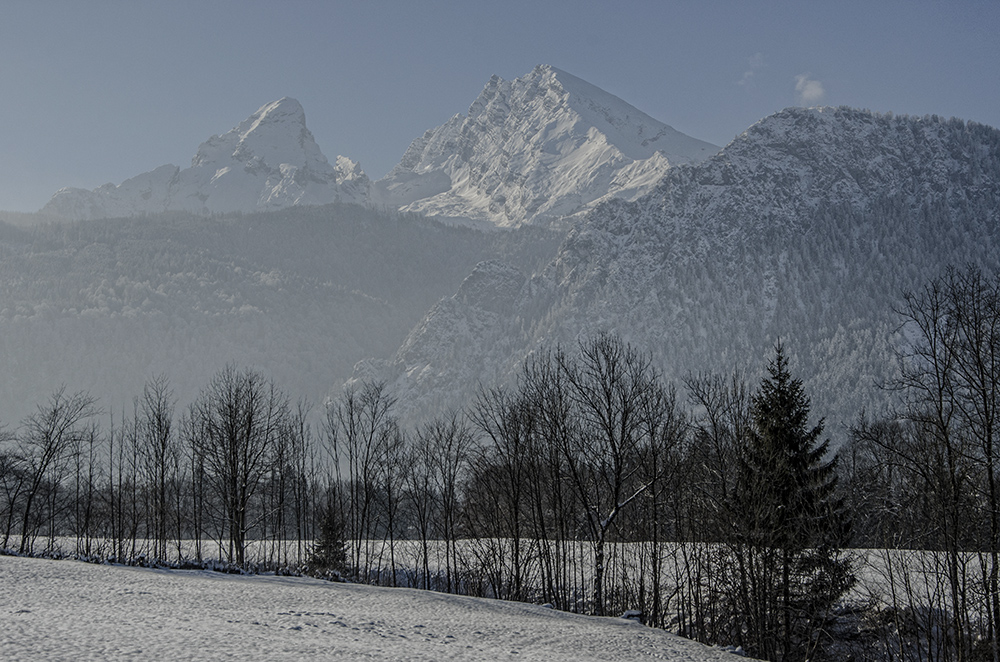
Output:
[736, 342, 853, 661]
[308, 505, 348, 580]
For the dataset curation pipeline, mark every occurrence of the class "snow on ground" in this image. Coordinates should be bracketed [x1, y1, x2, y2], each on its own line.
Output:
[0, 556, 747, 661]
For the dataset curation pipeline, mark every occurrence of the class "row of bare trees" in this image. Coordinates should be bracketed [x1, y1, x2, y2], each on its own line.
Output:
[318, 334, 851, 661]
[841, 265, 1000, 661]
[21, 262, 1000, 661]
[0, 365, 321, 569]
[0, 330, 853, 660]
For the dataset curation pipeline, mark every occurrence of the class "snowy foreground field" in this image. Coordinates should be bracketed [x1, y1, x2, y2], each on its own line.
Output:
[0, 556, 747, 661]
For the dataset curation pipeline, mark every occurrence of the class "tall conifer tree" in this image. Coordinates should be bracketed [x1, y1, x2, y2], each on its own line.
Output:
[736, 342, 852, 661]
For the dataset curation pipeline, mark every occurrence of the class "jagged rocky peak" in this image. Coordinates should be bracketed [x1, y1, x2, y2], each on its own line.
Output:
[43, 98, 370, 220]
[512, 65, 712, 161]
[191, 97, 323, 172]
[375, 64, 719, 228]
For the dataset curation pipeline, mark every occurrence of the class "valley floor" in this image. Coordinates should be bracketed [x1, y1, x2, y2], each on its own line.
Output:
[0, 555, 746, 661]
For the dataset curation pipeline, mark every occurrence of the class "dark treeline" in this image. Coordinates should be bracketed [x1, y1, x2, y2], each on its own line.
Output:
[843, 265, 1000, 662]
[4, 265, 1000, 662]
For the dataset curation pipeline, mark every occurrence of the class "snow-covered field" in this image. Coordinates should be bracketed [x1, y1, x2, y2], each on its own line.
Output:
[0, 556, 747, 661]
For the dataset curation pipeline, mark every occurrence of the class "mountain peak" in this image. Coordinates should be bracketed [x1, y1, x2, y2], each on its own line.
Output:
[700, 105, 990, 220]
[237, 97, 308, 140]
[256, 96, 305, 117]
[376, 65, 719, 227]
[43, 98, 368, 220]
[191, 97, 321, 171]
[525, 63, 573, 83]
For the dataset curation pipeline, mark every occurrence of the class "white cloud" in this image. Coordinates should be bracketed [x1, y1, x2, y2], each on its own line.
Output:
[738, 52, 765, 86]
[794, 73, 825, 104]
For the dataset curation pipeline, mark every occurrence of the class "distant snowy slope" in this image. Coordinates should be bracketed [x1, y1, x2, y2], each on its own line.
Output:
[374, 65, 719, 228]
[42, 98, 370, 220]
[1, 556, 747, 661]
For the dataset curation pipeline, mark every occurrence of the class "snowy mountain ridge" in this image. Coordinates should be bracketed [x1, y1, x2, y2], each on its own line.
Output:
[367, 107, 1000, 424]
[373, 64, 719, 227]
[41, 66, 717, 226]
[43, 98, 370, 220]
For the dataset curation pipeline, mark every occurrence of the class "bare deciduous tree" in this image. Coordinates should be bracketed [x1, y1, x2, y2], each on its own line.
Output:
[557, 334, 667, 616]
[17, 388, 96, 554]
[138, 374, 177, 561]
[324, 380, 397, 580]
[189, 364, 289, 567]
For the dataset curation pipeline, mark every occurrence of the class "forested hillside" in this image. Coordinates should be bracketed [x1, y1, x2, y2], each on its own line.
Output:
[0, 204, 562, 423]
[374, 108, 1000, 428]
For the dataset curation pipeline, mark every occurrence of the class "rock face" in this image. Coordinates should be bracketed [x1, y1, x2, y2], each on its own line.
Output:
[43, 98, 370, 220]
[369, 107, 1000, 424]
[374, 64, 719, 228]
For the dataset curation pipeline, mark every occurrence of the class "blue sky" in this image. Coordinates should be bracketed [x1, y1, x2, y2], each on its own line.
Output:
[1, 0, 997, 212]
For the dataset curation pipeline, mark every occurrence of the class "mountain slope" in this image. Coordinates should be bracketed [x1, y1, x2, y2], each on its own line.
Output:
[0, 205, 562, 424]
[374, 65, 719, 228]
[42, 98, 370, 220]
[370, 107, 1000, 426]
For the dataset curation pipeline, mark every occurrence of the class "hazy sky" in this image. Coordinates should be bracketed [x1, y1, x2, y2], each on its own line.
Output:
[1, 0, 997, 212]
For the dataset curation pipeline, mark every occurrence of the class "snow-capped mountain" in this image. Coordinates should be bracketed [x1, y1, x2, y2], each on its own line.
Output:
[42, 98, 370, 220]
[373, 64, 719, 228]
[25, 69, 1000, 432]
[368, 107, 1000, 424]
[41, 67, 716, 227]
